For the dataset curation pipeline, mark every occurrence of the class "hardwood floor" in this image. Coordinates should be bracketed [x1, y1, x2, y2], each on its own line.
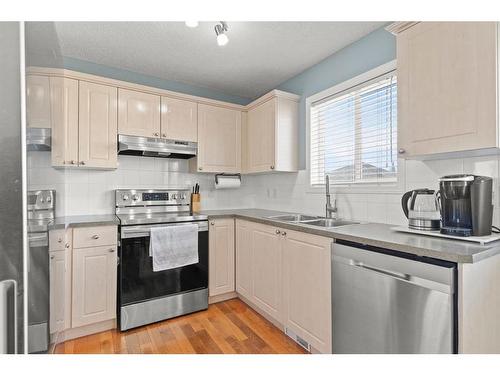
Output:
[54, 298, 307, 354]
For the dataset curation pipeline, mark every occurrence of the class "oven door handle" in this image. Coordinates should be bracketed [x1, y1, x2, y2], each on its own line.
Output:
[121, 221, 208, 239]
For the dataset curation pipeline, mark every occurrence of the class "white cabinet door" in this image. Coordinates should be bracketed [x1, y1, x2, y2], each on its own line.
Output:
[78, 81, 118, 169]
[161, 96, 197, 142]
[197, 104, 241, 173]
[118, 88, 161, 138]
[208, 218, 235, 297]
[72, 245, 117, 328]
[247, 98, 276, 172]
[250, 222, 283, 323]
[26, 75, 51, 128]
[283, 230, 332, 353]
[398, 22, 498, 157]
[49, 249, 72, 333]
[235, 219, 253, 300]
[50, 77, 79, 167]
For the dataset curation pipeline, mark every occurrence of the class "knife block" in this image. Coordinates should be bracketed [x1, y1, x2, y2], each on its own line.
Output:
[191, 193, 201, 213]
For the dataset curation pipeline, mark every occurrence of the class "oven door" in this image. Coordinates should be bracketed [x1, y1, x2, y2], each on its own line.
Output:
[119, 221, 208, 310]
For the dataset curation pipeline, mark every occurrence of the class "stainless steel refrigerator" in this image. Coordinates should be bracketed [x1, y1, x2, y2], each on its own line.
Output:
[0, 21, 25, 354]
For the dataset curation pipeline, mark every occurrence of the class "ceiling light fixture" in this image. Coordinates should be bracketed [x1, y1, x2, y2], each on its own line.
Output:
[214, 21, 229, 46]
[185, 21, 199, 28]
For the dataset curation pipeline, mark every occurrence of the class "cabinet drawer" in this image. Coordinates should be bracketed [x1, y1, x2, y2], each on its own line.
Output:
[49, 229, 72, 252]
[73, 225, 117, 248]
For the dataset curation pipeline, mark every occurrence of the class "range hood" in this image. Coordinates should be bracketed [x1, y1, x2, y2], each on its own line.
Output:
[26, 128, 51, 151]
[118, 134, 197, 159]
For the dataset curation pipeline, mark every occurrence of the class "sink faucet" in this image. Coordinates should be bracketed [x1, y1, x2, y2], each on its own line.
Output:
[325, 175, 338, 219]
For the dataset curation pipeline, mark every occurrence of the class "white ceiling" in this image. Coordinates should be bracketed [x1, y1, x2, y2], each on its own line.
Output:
[32, 22, 383, 99]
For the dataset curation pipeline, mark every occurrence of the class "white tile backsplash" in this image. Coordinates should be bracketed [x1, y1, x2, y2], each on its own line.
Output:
[27, 152, 500, 226]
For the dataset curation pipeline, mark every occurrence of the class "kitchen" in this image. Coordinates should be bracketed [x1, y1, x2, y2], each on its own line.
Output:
[2, 5, 500, 370]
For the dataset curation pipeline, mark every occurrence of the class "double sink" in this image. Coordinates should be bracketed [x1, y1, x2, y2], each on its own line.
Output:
[267, 214, 359, 228]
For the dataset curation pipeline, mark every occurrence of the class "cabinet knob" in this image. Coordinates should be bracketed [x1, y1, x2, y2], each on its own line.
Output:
[275, 229, 281, 235]
[210, 221, 215, 226]
[50, 255, 55, 259]
[154, 132, 159, 137]
[398, 148, 406, 154]
[270, 165, 275, 170]
[281, 231, 287, 236]
[65, 243, 70, 248]
[57, 238, 62, 243]
[92, 234, 100, 239]
[109, 248, 115, 253]
[162, 133, 166, 137]
[80, 161, 85, 165]
[199, 167, 203, 171]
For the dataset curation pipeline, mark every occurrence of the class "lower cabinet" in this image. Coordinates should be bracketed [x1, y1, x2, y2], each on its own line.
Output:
[49, 248, 72, 334]
[209, 218, 235, 297]
[283, 229, 332, 354]
[48, 225, 117, 338]
[235, 219, 333, 353]
[72, 244, 117, 328]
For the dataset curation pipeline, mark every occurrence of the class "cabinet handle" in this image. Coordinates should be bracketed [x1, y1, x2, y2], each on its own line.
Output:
[92, 235, 100, 239]
[398, 148, 406, 154]
[275, 229, 281, 235]
[154, 132, 159, 137]
[70, 160, 76, 165]
[108, 249, 115, 253]
[270, 165, 275, 170]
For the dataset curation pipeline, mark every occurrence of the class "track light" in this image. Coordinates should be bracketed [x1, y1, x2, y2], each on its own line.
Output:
[214, 22, 229, 46]
[185, 21, 199, 28]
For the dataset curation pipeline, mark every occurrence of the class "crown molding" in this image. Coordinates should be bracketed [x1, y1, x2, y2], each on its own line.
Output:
[385, 22, 419, 35]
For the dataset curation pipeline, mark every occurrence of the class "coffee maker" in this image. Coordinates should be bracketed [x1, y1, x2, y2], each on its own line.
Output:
[439, 174, 493, 237]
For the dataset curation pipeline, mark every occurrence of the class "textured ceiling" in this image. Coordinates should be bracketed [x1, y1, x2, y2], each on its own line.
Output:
[30, 21, 383, 99]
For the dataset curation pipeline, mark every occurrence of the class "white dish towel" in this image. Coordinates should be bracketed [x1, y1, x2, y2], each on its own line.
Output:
[149, 224, 199, 272]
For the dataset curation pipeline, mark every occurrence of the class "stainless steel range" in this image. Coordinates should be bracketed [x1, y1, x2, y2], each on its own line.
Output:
[115, 188, 208, 331]
[27, 189, 55, 353]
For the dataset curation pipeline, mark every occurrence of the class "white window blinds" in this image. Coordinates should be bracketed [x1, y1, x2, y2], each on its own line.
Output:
[310, 72, 397, 186]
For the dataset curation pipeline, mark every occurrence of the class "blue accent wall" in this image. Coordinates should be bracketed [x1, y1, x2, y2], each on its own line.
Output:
[62, 56, 251, 105]
[276, 26, 396, 169]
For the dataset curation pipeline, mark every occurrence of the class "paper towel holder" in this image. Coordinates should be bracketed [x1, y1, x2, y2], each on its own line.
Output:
[215, 173, 241, 185]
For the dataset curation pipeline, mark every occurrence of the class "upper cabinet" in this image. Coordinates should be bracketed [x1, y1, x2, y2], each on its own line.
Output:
[26, 75, 52, 128]
[394, 22, 499, 158]
[78, 82, 118, 169]
[50, 77, 79, 167]
[161, 96, 198, 142]
[245, 91, 299, 173]
[118, 88, 161, 138]
[195, 104, 242, 173]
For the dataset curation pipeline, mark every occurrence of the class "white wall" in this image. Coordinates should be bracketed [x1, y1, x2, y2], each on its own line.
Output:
[28, 151, 499, 227]
[27, 152, 256, 217]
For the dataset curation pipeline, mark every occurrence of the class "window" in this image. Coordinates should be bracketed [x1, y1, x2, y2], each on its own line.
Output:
[309, 69, 397, 186]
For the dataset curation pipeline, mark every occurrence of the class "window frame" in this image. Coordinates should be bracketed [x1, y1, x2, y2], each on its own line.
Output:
[305, 60, 405, 194]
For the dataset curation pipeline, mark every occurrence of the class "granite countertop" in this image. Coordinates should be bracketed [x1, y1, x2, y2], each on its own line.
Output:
[200, 209, 500, 263]
[48, 214, 120, 230]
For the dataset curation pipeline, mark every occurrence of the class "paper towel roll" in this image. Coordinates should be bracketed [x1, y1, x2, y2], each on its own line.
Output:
[215, 176, 241, 189]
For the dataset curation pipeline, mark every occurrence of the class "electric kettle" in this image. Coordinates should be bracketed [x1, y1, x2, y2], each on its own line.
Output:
[401, 189, 441, 230]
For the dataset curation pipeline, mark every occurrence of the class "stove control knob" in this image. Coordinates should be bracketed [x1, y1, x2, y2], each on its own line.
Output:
[132, 194, 139, 201]
[46, 196, 51, 203]
[181, 193, 187, 200]
[171, 193, 177, 200]
[122, 194, 129, 201]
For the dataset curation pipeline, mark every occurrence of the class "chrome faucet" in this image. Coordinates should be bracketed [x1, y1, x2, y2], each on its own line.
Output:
[325, 175, 338, 219]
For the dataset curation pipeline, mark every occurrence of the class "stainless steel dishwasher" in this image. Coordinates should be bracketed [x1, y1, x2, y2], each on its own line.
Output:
[332, 240, 457, 354]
